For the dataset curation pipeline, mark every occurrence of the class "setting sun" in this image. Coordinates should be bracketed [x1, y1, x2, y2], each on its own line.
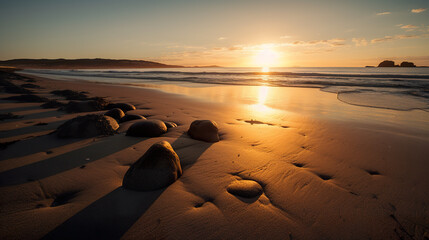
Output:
[254, 47, 279, 70]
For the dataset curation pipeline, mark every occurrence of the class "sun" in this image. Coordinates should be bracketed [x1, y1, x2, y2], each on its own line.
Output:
[253, 46, 279, 72]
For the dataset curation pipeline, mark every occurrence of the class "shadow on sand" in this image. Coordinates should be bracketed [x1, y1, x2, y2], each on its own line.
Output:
[42, 187, 165, 240]
[0, 134, 82, 161]
[0, 104, 42, 113]
[0, 134, 145, 186]
[42, 133, 214, 240]
[0, 119, 67, 139]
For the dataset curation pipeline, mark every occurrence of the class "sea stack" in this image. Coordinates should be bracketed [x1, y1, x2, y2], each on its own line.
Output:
[400, 61, 416, 67]
[377, 60, 396, 67]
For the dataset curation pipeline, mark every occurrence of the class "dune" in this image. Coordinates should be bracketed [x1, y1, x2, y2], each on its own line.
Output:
[0, 71, 429, 239]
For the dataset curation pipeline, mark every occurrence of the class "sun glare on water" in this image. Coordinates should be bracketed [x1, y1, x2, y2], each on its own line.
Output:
[261, 66, 270, 73]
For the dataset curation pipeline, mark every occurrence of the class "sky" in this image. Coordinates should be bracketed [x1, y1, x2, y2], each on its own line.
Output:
[0, 0, 428, 67]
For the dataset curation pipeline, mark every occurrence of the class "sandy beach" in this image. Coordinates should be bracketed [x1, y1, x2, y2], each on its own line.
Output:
[0, 69, 429, 239]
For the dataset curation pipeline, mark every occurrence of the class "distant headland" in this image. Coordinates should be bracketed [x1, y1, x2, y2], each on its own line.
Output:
[0, 58, 185, 69]
[366, 60, 427, 68]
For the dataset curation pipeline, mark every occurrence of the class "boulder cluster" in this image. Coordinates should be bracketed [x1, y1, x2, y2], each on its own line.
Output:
[50, 89, 221, 192]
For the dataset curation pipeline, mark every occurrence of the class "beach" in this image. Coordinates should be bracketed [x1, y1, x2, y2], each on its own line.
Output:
[1, 69, 429, 239]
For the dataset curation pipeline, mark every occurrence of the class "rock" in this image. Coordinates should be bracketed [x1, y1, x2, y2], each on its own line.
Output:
[21, 83, 41, 89]
[0, 113, 22, 121]
[187, 120, 219, 142]
[227, 180, 263, 198]
[107, 103, 136, 112]
[62, 99, 107, 113]
[56, 114, 119, 138]
[120, 114, 146, 123]
[400, 61, 416, 67]
[378, 60, 395, 67]
[122, 141, 182, 191]
[2, 94, 48, 102]
[104, 108, 125, 121]
[41, 100, 65, 109]
[4, 85, 33, 94]
[51, 89, 88, 100]
[126, 120, 167, 137]
[164, 121, 177, 128]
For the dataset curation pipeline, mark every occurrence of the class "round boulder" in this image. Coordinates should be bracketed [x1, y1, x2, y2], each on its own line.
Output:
[62, 99, 107, 113]
[187, 120, 219, 142]
[120, 114, 146, 123]
[123, 141, 182, 191]
[56, 114, 119, 138]
[126, 120, 167, 137]
[227, 180, 263, 198]
[109, 103, 136, 112]
[164, 121, 177, 128]
[105, 108, 125, 121]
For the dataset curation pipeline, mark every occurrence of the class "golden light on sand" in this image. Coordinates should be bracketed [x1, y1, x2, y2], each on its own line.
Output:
[249, 86, 272, 115]
[258, 86, 269, 105]
[254, 46, 279, 69]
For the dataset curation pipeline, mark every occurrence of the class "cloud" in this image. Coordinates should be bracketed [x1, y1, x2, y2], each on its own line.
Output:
[371, 36, 394, 43]
[411, 8, 427, 13]
[292, 38, 346, 47]
[157, 37, 350, 66]
[376, 11, 391, 15]
[352, 38, 368, 46]
[401, 24, 418, 29]
[228, 46, 243, 51]
[371, 34, 422, 43]
[218, 37, 227, 41]
[280, 35, 291, 39]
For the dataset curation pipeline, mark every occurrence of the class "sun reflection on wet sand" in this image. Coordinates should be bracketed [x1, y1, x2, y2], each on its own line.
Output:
[129, 82, 429, 130]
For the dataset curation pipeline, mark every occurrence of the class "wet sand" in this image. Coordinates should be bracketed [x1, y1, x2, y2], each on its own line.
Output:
[1, 72, 429, 239]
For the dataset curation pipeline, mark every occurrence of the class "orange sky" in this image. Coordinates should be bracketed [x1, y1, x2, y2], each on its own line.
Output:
[1, 0, 428, 67]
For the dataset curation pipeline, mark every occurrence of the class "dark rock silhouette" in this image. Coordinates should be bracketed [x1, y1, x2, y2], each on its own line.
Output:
[56, 114, 119, 138]
[21, 83, 41, 89]
[4, 85, 32, 94]
[400, 61, 416, 67]
[51, 89, 88, 100]
[227, 180, 263, 198]
[188, 120, 220, 142]
[0, 113, 22, 121]
[122, 141, 182, 191]
[3, 94, 48, 102]
[104, 108, 125, 121]
[62, 98, 107, 113]
[377, 60, 417, 67]
[378, 60, 395, 67]
[126, 120, 167, 137]
[41, 100, 65, 109]
[107, 103, 136, 112]
[164, 121, 177, 128]
[119, 114, 146, 123]
[0, 78, 33, 94]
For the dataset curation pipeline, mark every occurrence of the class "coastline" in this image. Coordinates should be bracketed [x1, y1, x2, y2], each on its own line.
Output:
[1, 71, 429, 239]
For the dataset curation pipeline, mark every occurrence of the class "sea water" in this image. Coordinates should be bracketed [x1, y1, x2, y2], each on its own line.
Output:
[21, 67, 429, 111]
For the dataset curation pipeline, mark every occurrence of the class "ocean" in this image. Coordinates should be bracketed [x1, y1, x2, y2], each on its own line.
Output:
[21, 67, 429, 111]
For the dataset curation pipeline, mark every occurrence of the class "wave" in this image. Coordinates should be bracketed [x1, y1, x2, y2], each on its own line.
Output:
[64, 69, 429, 79]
